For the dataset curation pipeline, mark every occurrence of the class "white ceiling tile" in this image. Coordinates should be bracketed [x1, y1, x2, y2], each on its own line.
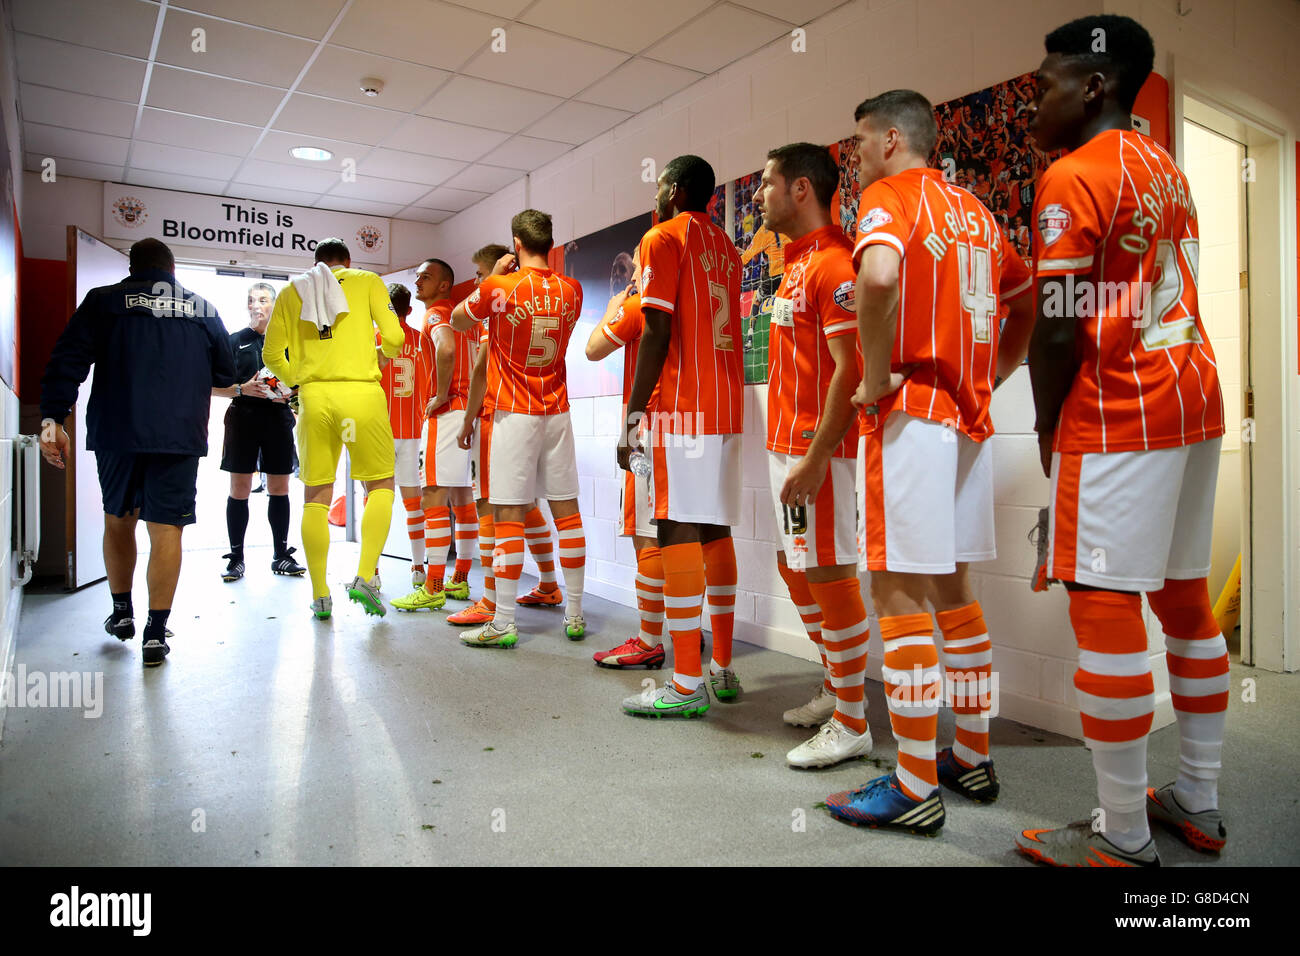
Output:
[578, 57, 702, 113]
[274, 93, 406, 146]
[20, 84, 138, 138]
[136, 109, 263, 156]
[15, 35, 147, 102]
[440, 0, 531, 16]
[385, 115, 509, 161]
[524, 100, 630, 145]
[24, 122, 132, 165]
[298, 45, 452, 112]
[478, 134, 572, 170]
[11, 0, 160, 58]
[413, 185, 488, 212]
[25, 151, 124, 183]
[169, 0, 349, 40]
[645, 3, 791, 73]
[146, 66, 285, 126]
[442, 163, 523, 192]
[130, 141, 243, 179]
[332, 0, 499, 71]
[224, 183, 326, 207]
[322, 175, 432, 204]
[124, 169, 232, 194]
[314, 196, 406, 217]
[233, 159, 344, 191]
[398, 207, 456, 224]
[521, 0, 712, 54]
[460, 24, 629, 98]
[730, 0, 839, 23]
[357, 148, 465, 186]
[253, 130, 372, 167]
[417, 76, 562, 134]
[155, 10, 314, 89]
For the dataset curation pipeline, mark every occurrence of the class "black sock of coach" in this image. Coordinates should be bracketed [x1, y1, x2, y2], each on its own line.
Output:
[227, 496, 250, 553]
[268, 494, 290, 557]
[111, 590, 132, 619]
[144, 609, 171, 642]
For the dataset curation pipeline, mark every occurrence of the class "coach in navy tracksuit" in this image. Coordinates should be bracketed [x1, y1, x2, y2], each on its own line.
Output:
[39, 238, 236, 667]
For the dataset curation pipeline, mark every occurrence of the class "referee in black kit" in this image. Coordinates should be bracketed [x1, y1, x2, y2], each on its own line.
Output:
[39, 238, 237, 667]
[214, 281, 306, 582]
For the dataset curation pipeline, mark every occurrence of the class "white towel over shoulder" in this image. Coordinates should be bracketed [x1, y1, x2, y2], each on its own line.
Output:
[292, 262, 350, 331]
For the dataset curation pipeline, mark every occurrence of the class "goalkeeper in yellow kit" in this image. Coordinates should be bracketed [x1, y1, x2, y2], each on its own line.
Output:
[263, 238, 405, 619]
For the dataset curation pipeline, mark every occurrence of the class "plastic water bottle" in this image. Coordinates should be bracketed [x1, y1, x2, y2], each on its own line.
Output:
[628, 450, 651, 478]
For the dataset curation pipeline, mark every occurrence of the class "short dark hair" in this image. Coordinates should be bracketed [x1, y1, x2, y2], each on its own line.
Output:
[662, 155, 715, 212]
[511, 210, 553, 255]
[387, 282, 412, 315]
[248, 281, 276, 300]
[422, 257, 455, 288]
[766, 143, 839, 208]
[854, 89, 938, 159]
[1045, 14, 1154, 111]
[128, 237, 174, 275]
[314, 238, 350, 264]
[473, 243, 510, 269]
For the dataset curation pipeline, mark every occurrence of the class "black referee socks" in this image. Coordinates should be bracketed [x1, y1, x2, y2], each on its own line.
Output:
[227, 496, 249, 553]
[269, 494, 290, 557]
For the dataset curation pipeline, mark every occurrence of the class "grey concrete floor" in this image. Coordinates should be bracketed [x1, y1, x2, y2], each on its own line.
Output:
[1, 542, 1297, 866]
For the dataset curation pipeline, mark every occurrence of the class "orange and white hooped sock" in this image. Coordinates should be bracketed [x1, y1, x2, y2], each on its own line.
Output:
[403, 496, 425, 568]
[478, 513, 496, 612]
[1069, 589, 1154, 850]
[1148, 578, 1229, 813]
[635, 545, 665, 649]
[524, 506, 558, 589]
[809, 577, 870, 736]
[452, 503, 477, 582]
[553, 512, 585, 617]
[423, 509, 450, 594]
[490, 520, 525, 628]
[778, 561, 832, 694]
[662, 542, 706, 694]
[702, 537, 737, 671]
[936, 602, 993, 767]
[880, 612, 941, 801]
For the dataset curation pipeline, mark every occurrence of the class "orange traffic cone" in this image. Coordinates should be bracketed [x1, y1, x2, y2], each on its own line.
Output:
[327, 495, 347, 527]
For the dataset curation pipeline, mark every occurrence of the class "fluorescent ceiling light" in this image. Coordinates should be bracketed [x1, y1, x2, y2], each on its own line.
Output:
[290, 146, 333, 161]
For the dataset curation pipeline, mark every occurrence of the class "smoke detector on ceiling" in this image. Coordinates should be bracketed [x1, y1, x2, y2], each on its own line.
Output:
[360, 77, 385, 97]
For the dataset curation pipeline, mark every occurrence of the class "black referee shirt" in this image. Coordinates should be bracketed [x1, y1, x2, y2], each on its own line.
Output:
[230, 327, 282, 408]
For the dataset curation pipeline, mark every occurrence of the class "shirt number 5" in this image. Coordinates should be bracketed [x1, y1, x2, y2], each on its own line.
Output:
[527, 316, 560, 367]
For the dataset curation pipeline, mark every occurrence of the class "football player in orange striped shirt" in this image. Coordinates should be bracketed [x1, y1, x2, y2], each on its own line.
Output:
[1016, 15, 1228, 868]
[378, 281, 433, 592]
[619, 155, 744, 718]
[452, 211, 586, 647]
[585, 251, 667, 670]
[392, 258, 480, 611]
[823, 91, 1034, 835]
[752, 143, 875, 768]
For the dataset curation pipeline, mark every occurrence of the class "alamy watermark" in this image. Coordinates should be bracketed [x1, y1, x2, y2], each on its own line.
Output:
[2, 666, 103, 718]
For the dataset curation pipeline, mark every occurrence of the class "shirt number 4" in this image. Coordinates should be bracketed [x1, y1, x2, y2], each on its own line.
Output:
[956, 244, 996, 344]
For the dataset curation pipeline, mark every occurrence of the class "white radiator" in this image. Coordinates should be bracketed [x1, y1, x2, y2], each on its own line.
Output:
[13, 434, 40, 586]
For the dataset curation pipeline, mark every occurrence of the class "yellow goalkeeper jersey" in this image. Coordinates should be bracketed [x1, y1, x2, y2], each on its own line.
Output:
[263, 266, 404, 386]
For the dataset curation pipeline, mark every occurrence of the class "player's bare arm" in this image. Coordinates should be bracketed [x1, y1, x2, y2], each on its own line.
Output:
[780, 333, 860, 507]
[851, 244, 910, 408]
[996, 290, 1037, 383]
[585, 285, 632, 361]
[427, 325, 455, 415]
[458, 336, 489, 449]
[1026, 275, 1080, 476]
[450, 299, 476, 332]
[619, 306, 670, 472]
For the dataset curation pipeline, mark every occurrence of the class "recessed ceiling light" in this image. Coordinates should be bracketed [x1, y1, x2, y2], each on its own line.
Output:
[290, 146, 332, 161]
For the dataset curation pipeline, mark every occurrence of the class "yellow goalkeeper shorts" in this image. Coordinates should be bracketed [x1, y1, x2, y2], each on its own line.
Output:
[296, 381, 395, 486]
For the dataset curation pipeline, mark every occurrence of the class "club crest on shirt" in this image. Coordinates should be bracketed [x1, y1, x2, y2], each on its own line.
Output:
[833, 280, 856, 310]
[858, 207, 892, 233]
[1037, 204, 1071, 246]
[641, 265, 653, 288]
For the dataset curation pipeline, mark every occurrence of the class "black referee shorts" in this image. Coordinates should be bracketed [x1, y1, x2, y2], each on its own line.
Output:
[96, 451, 200, 527]
[220, 401, 297, 475]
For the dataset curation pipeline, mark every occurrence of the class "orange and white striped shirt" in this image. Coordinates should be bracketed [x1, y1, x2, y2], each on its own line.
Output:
[463, 267, 582, 416]
[600, 292, 661, 412]
[378, 314, 433, 440]
[1033, 129, 1223, 453]
[426, 298, 476, 415]
[767, 224, 860, 458]
[637, 210, 743, 434]
[853, 166, 1032, 441]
